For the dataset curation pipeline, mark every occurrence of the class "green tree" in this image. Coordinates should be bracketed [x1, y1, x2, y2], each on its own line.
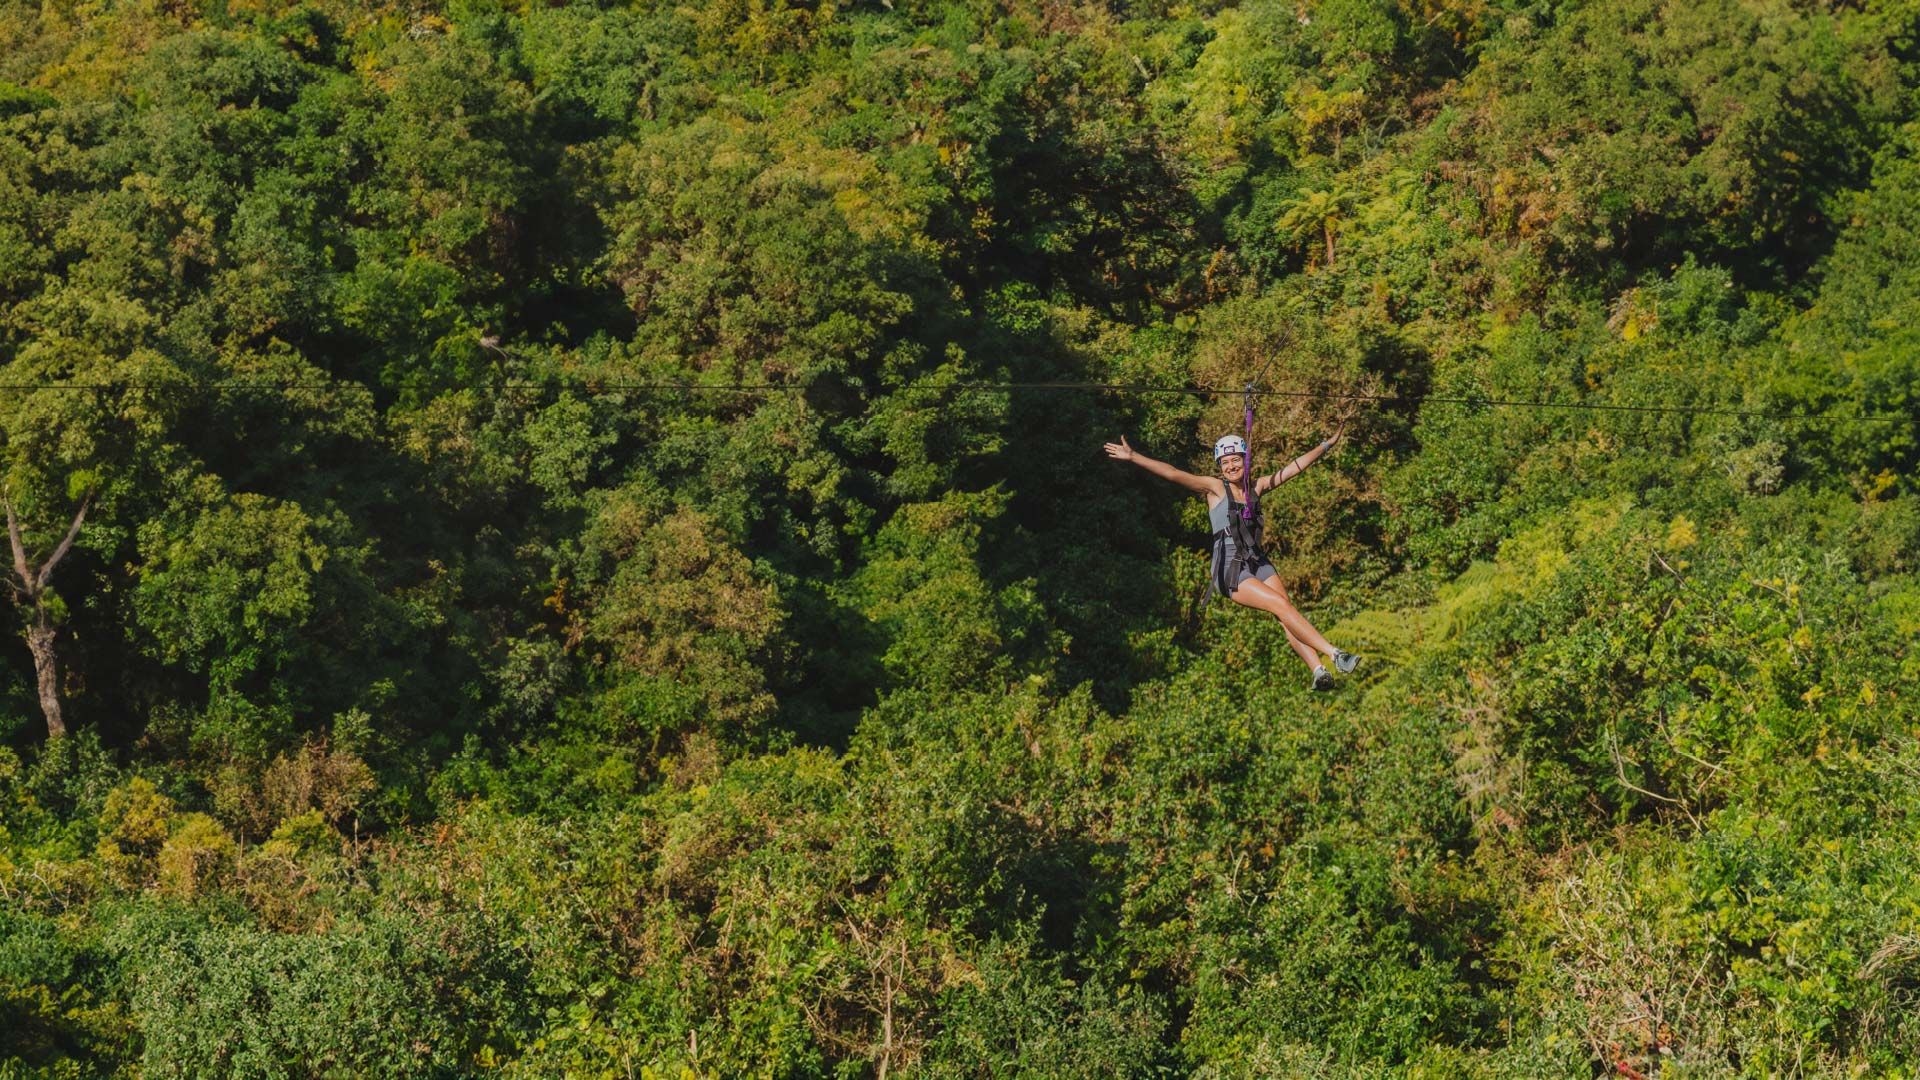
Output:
[1275, 184, 1354, 269]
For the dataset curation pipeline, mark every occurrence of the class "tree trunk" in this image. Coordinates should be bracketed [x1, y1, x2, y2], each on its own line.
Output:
[25, 607, 64, 739]
[5, 493, 89, 740]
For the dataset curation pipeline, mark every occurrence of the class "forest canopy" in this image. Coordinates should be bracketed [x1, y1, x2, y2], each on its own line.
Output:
[1, 0, 1918, 1075]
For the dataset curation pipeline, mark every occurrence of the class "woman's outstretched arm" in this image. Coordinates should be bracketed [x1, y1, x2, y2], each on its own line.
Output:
[1104, 437, 1218, 496]
[1255, 417, 1348, 495]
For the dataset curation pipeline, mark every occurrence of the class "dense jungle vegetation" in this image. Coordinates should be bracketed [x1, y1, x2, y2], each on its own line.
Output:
[2, 0, 1919, 1074]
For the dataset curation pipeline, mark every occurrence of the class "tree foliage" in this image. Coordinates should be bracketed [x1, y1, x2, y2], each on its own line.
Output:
[1, 0, 1917, 1076]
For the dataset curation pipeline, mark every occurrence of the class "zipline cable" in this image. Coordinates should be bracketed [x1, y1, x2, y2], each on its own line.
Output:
[0, 377, 1912, 426]
[438, 377, 1920, 427]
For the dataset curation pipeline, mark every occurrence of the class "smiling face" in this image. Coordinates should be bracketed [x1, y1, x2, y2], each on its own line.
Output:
[1217, 452, 1247, 484]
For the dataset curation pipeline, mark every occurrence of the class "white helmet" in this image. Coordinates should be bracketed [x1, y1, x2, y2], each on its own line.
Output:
[1212, 434, 1247, 461]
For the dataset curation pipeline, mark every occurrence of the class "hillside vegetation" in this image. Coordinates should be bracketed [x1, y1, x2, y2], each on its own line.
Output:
[2, 0, 1918, 1075]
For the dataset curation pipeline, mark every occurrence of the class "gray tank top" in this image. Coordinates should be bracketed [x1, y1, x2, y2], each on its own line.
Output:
[1207, 486, 1270, 593]
[1208, 488, 1261, 558]
[1207, 491, 1235, 534]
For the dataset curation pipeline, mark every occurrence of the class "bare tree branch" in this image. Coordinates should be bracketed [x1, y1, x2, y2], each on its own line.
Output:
[35, 493, 91, 592]
[3, 495, 29, 592]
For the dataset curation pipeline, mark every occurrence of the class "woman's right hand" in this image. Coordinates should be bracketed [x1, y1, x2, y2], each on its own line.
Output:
[1102, 436, 1135, 462]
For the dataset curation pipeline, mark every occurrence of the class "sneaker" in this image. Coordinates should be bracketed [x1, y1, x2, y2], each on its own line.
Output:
[1311, 666, 1335, 691]
[1333, 649, 1361, 675]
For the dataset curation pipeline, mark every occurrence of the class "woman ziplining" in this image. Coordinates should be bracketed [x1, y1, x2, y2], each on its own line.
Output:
[1104, 403, 1360, 691]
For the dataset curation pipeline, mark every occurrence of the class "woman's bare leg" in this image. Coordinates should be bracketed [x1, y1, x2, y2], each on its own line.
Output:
[1267, 578, 1333, 669]
[1279, 626, 1320, 670]
[1229, 576, 1337, 659]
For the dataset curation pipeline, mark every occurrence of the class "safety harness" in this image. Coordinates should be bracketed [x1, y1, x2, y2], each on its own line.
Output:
[1210, 385, 1271, 596]
[1210, 489, 1269, 596]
